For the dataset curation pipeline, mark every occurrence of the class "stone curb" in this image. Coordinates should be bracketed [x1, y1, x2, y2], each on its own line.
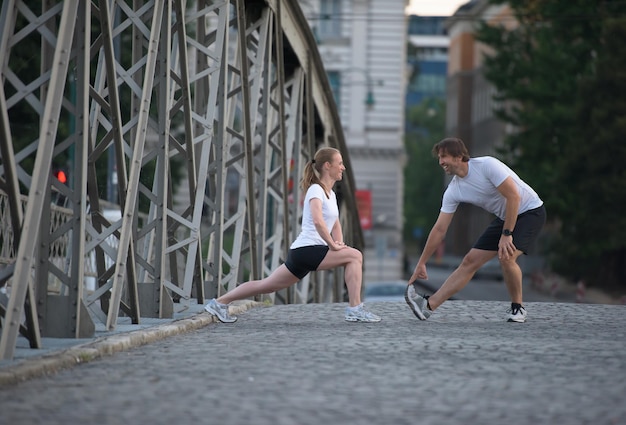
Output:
[0, 300, 262, 387]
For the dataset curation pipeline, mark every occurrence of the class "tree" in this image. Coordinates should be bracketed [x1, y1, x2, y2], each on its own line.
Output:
[556, 16, 626, 292]
[476, 0, 626, 293]
[403, 98, 446, 252]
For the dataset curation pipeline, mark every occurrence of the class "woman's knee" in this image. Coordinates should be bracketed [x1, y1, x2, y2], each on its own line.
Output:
[348, 247, 363, 264]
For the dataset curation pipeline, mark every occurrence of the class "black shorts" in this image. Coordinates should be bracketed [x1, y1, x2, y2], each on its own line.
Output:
[473, 205, 546, 254]
[285, 245, 330, 279]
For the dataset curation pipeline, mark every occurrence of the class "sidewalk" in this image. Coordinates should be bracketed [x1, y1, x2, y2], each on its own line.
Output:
[0, 298, 261, 386]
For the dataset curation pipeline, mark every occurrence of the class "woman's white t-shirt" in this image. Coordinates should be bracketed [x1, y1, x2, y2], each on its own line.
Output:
[441, 157, 543, 220]
[290, 184, 339, 249]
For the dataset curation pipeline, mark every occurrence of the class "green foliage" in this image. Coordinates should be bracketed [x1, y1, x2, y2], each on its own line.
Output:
[554, 16, 626, 291]
[476, 0, 626, 292]
[477, 0, 600, 206]
[403, 98, 446, 251]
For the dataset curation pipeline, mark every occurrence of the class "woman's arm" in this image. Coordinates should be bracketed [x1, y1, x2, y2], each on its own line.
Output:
[331, 219, 344, 245]
[310, 198, 342, 250]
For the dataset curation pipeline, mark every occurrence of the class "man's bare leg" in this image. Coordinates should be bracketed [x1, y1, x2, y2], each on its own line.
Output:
[428, 249, 497, 310]
[500, 251, 524, 304]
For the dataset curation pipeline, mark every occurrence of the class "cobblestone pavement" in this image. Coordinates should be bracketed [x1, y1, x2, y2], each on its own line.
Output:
[1, 300, 625, 425]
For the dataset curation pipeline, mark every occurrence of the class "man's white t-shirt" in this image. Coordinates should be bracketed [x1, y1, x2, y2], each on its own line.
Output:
[290, 184, 339, 249]
[441, 157, 543, 220]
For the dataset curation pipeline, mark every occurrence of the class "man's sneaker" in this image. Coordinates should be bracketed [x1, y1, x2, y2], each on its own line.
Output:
[507, 304, 527, 323]
[204, 298, 237, 323]
[405, 284, 432, 320]
[345, 303, 382, 322]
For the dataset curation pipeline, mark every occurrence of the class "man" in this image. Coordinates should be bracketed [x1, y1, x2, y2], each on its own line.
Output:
[406, 137, 546, 322]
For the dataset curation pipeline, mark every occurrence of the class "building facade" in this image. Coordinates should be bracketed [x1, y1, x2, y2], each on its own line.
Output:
[302, 0, 409, 281]
[406, 15, 448, 114]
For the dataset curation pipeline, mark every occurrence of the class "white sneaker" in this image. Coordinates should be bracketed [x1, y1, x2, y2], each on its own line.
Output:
[204, 299, 237, 323]
[345, 303, 382, 322]
[507, 304, 527, 323]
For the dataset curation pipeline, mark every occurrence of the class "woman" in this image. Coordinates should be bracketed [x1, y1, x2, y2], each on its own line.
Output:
[204, 147, 381, 323]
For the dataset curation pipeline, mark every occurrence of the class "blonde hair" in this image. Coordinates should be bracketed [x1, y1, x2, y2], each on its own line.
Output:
[300, 147, 340, 198]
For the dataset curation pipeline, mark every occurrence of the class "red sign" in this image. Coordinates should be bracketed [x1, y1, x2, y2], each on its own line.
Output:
[355, 190, 372, 230]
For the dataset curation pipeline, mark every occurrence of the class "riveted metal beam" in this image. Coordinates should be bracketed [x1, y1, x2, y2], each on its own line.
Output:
[0, 0, 362, 359]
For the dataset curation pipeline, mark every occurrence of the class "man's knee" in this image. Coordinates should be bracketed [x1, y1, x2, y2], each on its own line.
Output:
[461, 251, 493, 272]
[498, 254, 521, 270]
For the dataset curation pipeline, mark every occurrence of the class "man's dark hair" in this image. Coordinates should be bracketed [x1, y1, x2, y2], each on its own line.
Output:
[432, 137, 470, 162]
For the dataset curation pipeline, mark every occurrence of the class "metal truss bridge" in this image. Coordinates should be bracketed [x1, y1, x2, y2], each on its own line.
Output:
[0, 0, 363, 360]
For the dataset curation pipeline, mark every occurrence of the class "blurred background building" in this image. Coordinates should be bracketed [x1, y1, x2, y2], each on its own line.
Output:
[406, 14, 448, 124]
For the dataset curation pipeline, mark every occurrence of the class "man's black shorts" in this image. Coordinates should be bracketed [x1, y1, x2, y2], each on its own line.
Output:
[473, 205, 546, 254]
[285, 245, 330, 279]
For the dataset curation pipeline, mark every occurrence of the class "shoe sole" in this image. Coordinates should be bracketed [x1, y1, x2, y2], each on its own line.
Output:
[204, 304, 237, 323]
[404, 285, 427, 320]
[345, 317, 382, 323]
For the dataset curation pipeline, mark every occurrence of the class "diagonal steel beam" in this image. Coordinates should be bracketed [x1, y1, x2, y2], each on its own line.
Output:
[0, 0, 79, 360]
[106, 0, 164, 330]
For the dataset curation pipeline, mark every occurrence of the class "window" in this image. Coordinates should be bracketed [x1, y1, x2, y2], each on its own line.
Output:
[326, 71, 341, 109]
[411, 73, 446, 96]
[319, 0, 341, 39]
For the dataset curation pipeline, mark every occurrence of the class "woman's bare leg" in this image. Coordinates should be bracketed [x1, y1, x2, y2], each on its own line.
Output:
[216, 265, 299, 304]
[317, 247, 363, 307]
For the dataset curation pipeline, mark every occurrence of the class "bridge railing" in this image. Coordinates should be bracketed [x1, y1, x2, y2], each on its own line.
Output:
[0, 0, 362, 360]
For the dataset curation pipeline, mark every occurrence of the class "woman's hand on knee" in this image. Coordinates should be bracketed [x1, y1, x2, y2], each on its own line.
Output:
[331, 241, 346, 250]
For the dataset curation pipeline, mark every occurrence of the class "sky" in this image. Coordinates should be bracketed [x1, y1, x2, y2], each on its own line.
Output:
[405, 0, 470, 16]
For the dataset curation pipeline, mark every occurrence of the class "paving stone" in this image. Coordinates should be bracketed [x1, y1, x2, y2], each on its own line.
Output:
[0, 300, 624, 425]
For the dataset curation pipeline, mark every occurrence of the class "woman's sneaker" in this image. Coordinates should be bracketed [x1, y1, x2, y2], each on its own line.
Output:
[345, 303, 382, 322]
[405, 284, 432, 320]
[204, 298, 237, 323]
[507, 304, 527, 322]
